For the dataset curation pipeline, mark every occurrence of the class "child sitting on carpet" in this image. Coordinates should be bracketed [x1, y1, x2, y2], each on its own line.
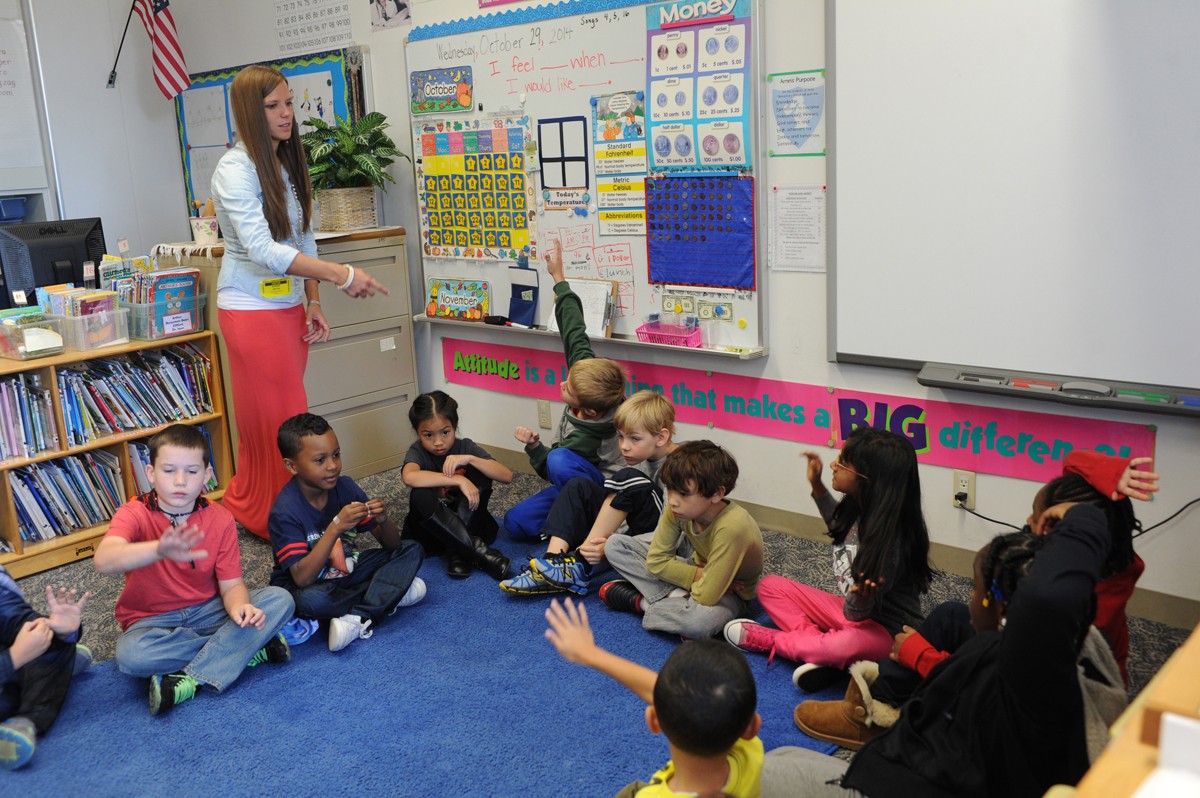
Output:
[600, 441, 764, 640]
[400, 390, 514, 581]
[545, 597, 763, 797]
[501, 390, 679, 596]
[95, 424, 295, 716]
[504, 240, 628, 541]
[0, 570, 90, 770]
[269, 413, 426, 652]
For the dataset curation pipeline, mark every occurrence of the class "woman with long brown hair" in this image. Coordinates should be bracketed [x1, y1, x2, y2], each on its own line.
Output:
[211, 65, 387, 538]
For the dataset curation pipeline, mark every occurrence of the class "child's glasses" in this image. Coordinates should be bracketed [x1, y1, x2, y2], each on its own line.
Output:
[830, 458, 869, 481]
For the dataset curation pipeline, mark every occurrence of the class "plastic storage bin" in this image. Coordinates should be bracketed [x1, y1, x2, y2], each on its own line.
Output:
[635, 321, 703, 348]
[121, 294, 207, 341]
[0, 196, 27, 223]
[54, 308, 130, 351]
[0, 315, 65, 360]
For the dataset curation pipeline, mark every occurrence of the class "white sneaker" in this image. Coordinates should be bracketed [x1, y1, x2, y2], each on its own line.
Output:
[393, 576, 427, 612]
[328, 614, 373, 652]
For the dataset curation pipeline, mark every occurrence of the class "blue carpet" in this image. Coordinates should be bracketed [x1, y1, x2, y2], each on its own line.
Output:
[12, 560, 837, 796]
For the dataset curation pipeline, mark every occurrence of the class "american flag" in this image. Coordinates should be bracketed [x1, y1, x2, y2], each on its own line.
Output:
[133, 0, 189, 99]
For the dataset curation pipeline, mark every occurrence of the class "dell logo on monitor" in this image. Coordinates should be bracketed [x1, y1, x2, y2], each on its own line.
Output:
[39, 225, 68, 235]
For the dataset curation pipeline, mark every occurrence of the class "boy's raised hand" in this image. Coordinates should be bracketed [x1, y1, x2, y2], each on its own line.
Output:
[514, 426, 541, 448]
[157, 523, 208, 563]
[1117, 457, 1159, 501]
[45, 585, 90, 636]
[546, 240, 566, 284]
[545, 597, 599, 665]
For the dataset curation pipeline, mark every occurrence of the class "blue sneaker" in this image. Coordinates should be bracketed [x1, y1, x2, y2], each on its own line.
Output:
[530, 553, 591, 596]
[499, 565, 566, 596]
[0, 718, 35, 770]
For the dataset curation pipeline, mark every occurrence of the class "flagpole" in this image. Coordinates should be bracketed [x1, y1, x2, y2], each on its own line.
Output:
[106, 0, 138, 88]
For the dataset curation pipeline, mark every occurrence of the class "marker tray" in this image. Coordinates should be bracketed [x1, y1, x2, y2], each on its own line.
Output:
[635, 322, 703, 348]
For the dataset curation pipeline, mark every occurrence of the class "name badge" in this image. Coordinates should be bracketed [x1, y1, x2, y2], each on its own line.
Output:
[260, 277, 293, 298]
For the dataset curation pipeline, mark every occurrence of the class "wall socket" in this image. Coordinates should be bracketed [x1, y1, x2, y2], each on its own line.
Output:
[537, 399, 553, 430]
[952, 469, 976, 510]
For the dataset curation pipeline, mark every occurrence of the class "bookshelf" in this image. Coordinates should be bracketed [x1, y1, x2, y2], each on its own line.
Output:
[0, 330, 232, 577]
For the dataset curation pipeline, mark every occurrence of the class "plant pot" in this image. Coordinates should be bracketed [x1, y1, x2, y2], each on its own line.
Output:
[316, 186, 377, 231]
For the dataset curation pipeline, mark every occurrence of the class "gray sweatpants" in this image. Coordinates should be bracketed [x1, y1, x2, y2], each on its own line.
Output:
[762, 747, 864, 798]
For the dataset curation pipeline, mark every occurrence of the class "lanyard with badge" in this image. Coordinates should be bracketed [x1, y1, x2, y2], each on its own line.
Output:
[259, 171, 304, 299]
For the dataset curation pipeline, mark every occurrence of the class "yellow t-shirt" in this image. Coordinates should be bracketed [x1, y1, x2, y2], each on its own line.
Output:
[615, 737, 764, 798]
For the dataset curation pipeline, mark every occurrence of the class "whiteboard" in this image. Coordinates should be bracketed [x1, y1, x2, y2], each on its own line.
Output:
[830, 0, 1200, 390]
[406, 0, 767, 353]
[0, 2, 47, 192]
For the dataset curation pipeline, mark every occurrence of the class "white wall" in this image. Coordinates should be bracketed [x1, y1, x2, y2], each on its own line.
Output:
[28, 0, 1199, 614]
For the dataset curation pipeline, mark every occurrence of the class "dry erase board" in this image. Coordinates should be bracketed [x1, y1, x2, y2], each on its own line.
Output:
[829, 0, 1200, 390]
[406, 0, 768, 353]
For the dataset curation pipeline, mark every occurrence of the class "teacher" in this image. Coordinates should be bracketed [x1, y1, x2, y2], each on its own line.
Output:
[211, 64, 387, 538]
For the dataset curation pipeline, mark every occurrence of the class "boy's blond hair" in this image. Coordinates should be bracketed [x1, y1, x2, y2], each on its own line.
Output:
[615, 390, 675, 436]
[566, 357, 627, 412]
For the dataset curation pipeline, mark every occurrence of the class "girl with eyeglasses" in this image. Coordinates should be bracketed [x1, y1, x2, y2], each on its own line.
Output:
[723, 427, 934, 692]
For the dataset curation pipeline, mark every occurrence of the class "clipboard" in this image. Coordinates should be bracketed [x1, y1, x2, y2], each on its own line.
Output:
[548, 278, 617, 338]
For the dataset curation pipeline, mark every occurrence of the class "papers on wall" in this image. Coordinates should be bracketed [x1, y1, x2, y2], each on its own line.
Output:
[768, 184, 825, 273]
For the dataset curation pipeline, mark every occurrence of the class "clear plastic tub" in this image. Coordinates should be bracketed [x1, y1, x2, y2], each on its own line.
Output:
[121, 294, 207, 341]
[0, 316, 65, 360]
[54, 308, 130, 351]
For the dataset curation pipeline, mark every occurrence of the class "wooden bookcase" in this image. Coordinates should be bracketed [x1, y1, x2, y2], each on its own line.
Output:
[0, 330, 232, 577]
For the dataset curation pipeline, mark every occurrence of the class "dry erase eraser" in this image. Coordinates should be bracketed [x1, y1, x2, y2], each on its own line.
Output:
[1060, 381, 1112, 396]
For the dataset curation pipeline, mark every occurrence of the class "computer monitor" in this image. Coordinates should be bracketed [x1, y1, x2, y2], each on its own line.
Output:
[0, 217, 106, 309]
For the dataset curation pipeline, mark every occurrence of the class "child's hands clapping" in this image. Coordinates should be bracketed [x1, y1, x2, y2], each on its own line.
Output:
[514, 426, 541, 448]
[45, 585, 90, 636]
[545, 597, 598, 664]
[157, 524, 208, 563]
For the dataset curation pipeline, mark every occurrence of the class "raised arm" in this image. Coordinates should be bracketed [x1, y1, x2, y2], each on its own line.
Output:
[545, 598, 656, 704]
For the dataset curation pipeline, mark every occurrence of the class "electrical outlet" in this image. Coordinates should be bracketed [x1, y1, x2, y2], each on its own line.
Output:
[537, 399, 553, 430]
[952, 469, 976, 510]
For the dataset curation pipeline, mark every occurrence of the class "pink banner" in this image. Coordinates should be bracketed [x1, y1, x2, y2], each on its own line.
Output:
[443, 338, 1156, 483]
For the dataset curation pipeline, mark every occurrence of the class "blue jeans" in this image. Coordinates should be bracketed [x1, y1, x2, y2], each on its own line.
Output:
[290, 543, 424, 623]
[504, 448, 605, 541]
[115, 587, 294, 692]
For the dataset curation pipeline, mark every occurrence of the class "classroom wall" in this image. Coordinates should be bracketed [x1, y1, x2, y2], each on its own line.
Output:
[23, 1, 1198, 620]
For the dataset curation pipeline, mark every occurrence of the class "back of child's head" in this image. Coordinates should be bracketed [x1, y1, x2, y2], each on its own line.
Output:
[653, 639, 757, 757]
[829, 427, 934, 592]
[408, 390, 460, 430]
[566, 357, 627, 412]
[1038, 473, 1137, 578]
[277, 412, 332, 459]
[659, 440, 737, 498]
[148, 424, 209, 466]
[980, 530, 1045, 612]
[614, 390, 675, 436]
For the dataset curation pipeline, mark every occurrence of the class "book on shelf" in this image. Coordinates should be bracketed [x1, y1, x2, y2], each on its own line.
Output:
[10, 472, 55, 541]
[127, 441, 152, 494]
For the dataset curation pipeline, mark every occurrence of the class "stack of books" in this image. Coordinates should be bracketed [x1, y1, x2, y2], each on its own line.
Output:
[55, 342, 214, 447]
[0, 372, 60, 461]
[9, 451, 124, 542]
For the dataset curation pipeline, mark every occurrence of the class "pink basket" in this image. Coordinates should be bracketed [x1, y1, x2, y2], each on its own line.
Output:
[635, 322, 703, 348]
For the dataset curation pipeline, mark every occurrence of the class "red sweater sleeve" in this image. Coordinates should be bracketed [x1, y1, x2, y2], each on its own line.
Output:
[897, 631, 951, 678]
[1063, 450, 1132, 499]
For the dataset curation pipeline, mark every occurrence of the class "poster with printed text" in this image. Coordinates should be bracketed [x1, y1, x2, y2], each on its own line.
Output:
[768, 70, 825, 157]
[593, 90, 648, 236]
[275, 0, 353, 56]
[414, 114, 536, 261]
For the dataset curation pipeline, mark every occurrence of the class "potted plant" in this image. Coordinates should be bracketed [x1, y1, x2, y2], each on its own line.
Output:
[300, 111, 409, 230]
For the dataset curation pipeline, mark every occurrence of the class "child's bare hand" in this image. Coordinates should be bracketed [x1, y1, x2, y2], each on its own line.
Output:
[442, 454, 473, 477]
[802, 452, 825, 489]
[849, 573, 885, 600]
[578, 536, 607, 565]
[364, 498, 387, 521]
[11, 618, 54, 669]
[544, 597, 598, 664]
[891, 624, 917, 661]
[157, 524, 208, 563]
[456, 476, 481, 511]
[514, 426, 541, 447]
[546, 240, 565, 283]
[337, 501, 372, 528]
[45, 585, 90, 636]
[1117, 457, 1159, 501]
[1033, 502, 1078, 535]
[230, 603, 266, 630]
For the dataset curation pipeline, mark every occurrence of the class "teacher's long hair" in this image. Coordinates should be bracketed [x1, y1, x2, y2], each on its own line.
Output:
[228, 65, 313, 241]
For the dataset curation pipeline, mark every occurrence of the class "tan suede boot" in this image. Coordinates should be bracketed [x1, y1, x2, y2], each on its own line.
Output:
[793, 660, 899, 750]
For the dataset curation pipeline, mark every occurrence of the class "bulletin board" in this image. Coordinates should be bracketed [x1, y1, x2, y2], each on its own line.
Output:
[173, 48, 364, 215]
[406, 0, 767, 354]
